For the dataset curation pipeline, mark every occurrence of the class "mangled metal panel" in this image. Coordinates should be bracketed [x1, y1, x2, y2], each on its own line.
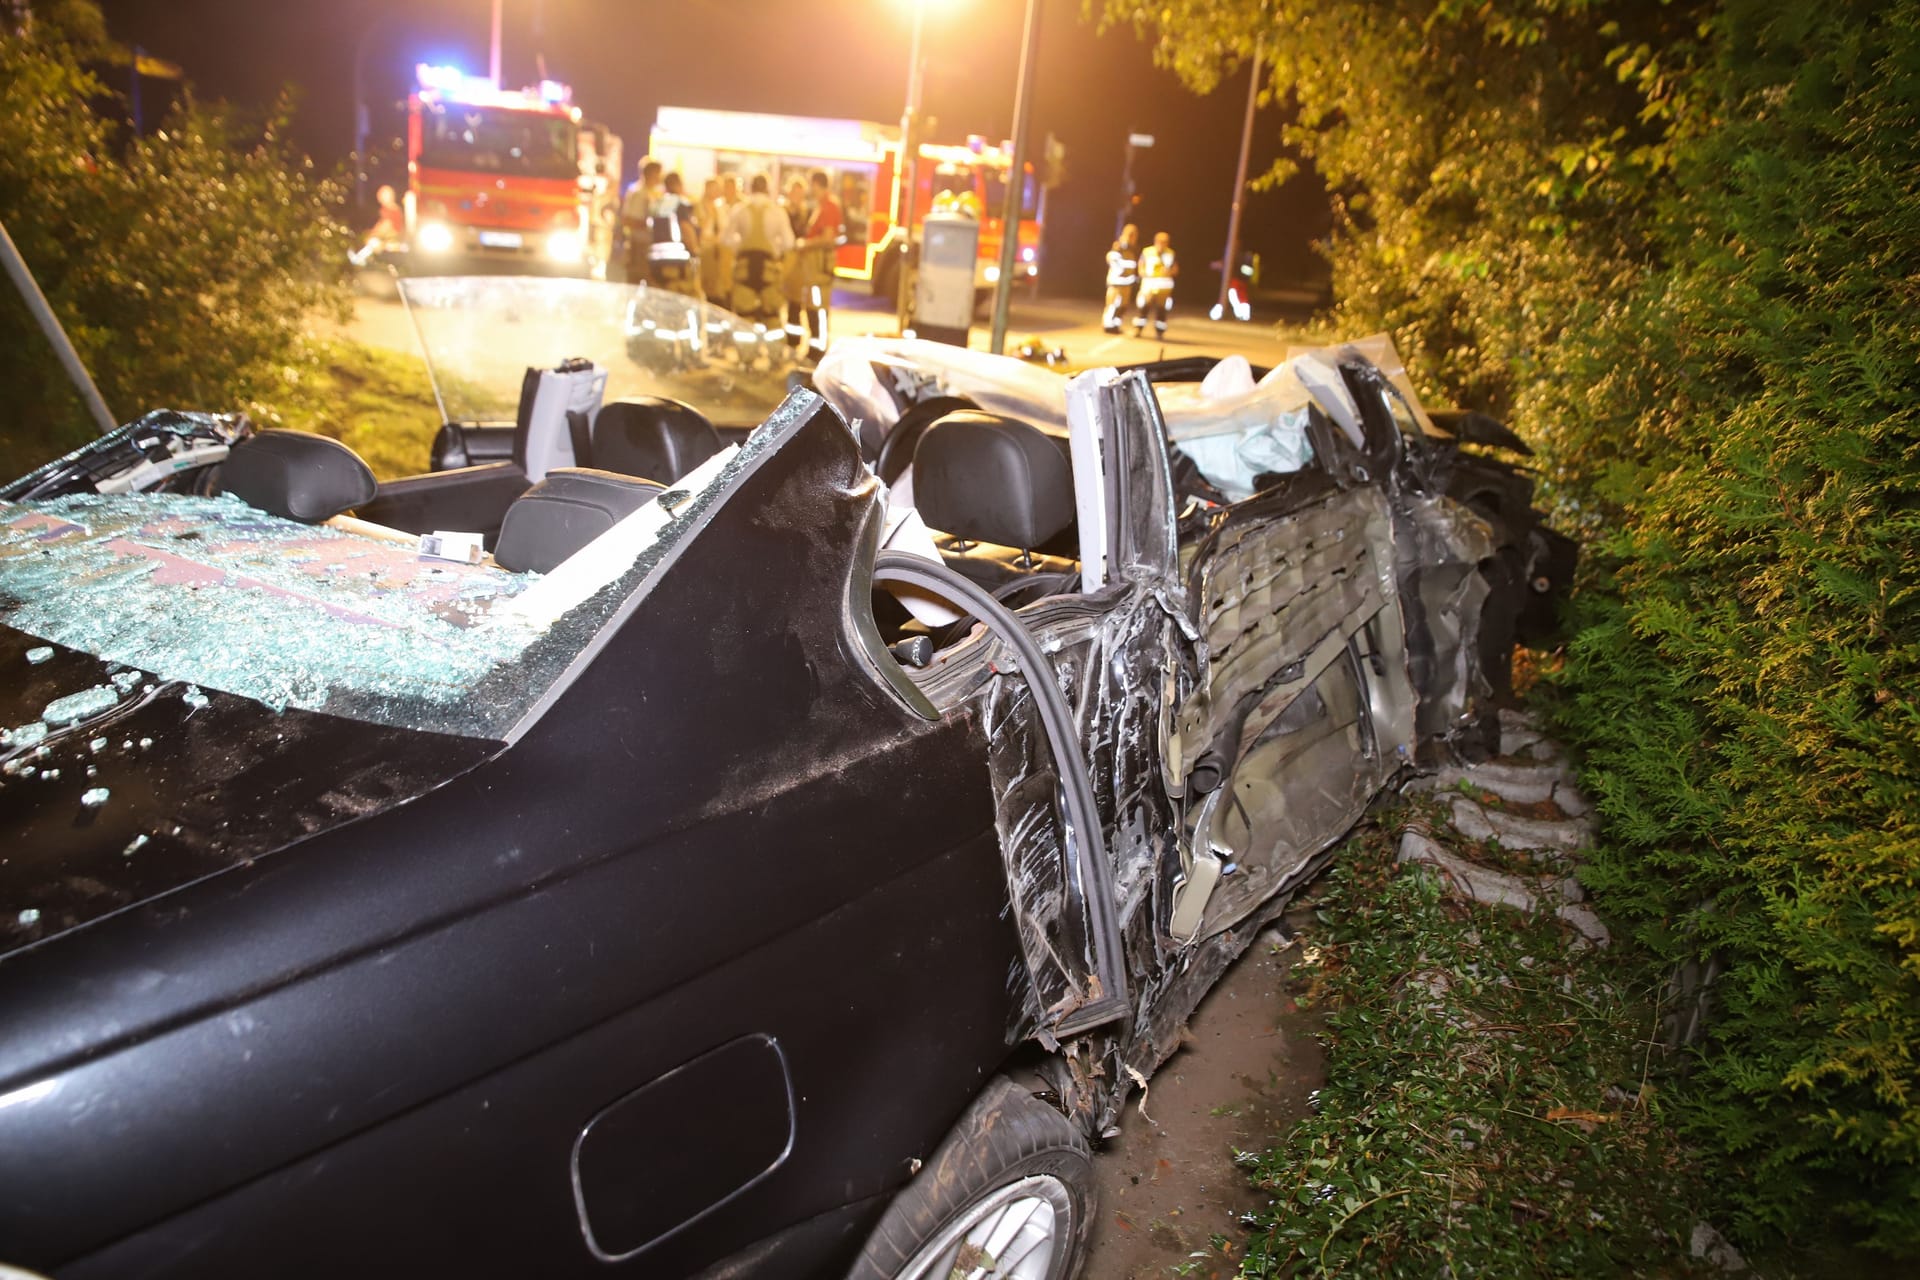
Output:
[916, 367, 1188, 1046]
[1391, 493, 1498, 745]
[866, 341, 1568, 1136]
[814, 334, 1382, 478]
[1169, 486, 1416, 940]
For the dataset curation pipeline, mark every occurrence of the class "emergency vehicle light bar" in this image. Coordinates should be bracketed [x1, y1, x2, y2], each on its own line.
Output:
[415, 63, 579, 118]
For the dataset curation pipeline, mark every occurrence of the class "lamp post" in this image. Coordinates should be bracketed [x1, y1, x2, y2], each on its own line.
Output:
[1213, 37, 1263, 322]
[894, 0, 929, 332]
[1116, 131, 1152, 240]
[987, 0, 1041, 355]
[489, 0, 504, 85]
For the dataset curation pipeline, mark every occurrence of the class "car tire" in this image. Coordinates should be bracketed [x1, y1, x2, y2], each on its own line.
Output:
[847, 1076, 1094, 1280]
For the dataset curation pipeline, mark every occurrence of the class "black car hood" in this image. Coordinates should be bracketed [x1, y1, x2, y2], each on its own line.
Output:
[0, 625, 497, 960]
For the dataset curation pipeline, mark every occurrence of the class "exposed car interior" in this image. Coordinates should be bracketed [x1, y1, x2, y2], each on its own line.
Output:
[869, 407, 1086, 654]
[355, 394, 723, 553]
[139, 392, 726, 579]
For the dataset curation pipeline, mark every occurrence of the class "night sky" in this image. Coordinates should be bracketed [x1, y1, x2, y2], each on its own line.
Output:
[96, 0, 1330, 301]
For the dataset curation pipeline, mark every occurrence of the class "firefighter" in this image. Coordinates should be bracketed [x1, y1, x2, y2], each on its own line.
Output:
[795, 170, 844, 360]
[349, 185, 405, 267]
[722, 174, 796, 364]
[781, 178, 811, 351]
[620, 159, 663, 284]
[1136, 230, 1179, 338]
[647, 171, 702, 299]
[1102, 223, 1141, 334]
[698, 177, 732, 303]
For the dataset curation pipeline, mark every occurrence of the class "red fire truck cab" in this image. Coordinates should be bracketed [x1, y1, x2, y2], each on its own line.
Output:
[405, 64, 621, 278]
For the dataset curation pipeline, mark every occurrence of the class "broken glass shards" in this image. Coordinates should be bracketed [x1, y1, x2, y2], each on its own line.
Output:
[2, 722, 48, 749]
[0, 410, 785, 739]
[0, 493, 547, 737]
[44, 685, 121, 725]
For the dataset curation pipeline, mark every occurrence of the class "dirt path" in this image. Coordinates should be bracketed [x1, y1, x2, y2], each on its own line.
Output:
[1084, 903, 1326, 1280]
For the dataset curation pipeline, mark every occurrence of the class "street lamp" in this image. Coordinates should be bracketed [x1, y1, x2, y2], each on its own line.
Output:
[987, 0, 1041, 355]
[489, 0, 503, 86]
[1212, 37, 1263, 323]
[894, 0, 932, 332]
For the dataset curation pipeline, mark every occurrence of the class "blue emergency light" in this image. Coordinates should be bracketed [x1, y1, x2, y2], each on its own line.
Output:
[415, 63, 468, 93]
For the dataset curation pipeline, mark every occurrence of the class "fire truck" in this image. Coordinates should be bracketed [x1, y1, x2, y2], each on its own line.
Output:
[404, 64, 622, 277]
[646, 107, 1045, 299]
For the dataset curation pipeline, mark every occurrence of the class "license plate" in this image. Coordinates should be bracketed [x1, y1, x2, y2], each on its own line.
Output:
[477, 230, 523, 249]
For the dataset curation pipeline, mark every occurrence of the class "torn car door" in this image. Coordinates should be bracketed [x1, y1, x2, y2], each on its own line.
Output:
[1169, 443, 1418, 944]
[1340, 359, 1501, 751]
[907, 369, 1186, 1047]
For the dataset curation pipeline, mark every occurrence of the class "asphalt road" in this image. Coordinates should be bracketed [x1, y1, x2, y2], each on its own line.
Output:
[335, 276, 1311, 379]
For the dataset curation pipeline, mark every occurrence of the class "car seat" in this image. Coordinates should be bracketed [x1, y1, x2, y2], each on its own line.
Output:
[493, 468, 665, 574]
[911, 411, 1079, 595]
[217, 430, 377, 523]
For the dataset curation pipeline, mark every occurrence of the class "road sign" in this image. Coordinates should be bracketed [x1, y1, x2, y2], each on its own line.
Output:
[1128, 132, 1156, 148]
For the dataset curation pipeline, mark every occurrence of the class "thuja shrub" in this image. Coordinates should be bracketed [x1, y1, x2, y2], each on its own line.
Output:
[1110, 0, 1920, 1255]
[1551, 0, 1920, 1253]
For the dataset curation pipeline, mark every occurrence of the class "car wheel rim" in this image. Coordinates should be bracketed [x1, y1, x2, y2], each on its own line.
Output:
[897, 1175, 1073, 1280]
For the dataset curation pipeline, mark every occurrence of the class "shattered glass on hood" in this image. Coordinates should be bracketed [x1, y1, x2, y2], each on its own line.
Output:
[0, 405, 785, 738]
[0, 493, 544, 736]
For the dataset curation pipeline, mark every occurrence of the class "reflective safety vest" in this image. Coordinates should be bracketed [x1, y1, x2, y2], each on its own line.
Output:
[1141, 246, 1176, 283]
[649, 194, 693, 262]
[733, 197, 785, 256]
[1106, 243, 1139, 288]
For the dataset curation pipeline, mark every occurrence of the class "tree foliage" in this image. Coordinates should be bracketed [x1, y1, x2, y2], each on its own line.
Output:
[1110, 0, 1920, 1257]
[0, 6, 349, 477]
[1100, 0, 1703, 425]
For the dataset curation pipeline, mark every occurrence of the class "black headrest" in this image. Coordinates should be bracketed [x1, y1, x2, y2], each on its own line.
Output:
[219, 430, 377, 522]
[913, 411, 1075, 550]
[494, 468, 664, 573]
[590, 397, 721, 484]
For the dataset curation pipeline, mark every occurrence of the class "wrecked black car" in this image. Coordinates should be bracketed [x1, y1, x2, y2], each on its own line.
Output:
[0, 313, 1570, 1279]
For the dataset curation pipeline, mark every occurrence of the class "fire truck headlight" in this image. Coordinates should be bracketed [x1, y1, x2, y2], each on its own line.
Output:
[416, 222, 456, 254]
[983, 265, 1001, 284]
[545, 229, 585, 263]
[1020, 246, 1036, 263]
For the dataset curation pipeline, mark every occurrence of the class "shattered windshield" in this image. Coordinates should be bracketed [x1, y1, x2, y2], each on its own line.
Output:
[399, 276, 794, 428]
[0, 401, 800, 740]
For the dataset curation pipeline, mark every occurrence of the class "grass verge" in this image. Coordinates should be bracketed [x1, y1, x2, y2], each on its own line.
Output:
[252, 337, 441, 481]
[1236, 809, 1724, 1278]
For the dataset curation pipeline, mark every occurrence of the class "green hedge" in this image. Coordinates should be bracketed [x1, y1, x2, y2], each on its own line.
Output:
[1551, 0, 1920, 1250]
[1113, 0, 1920, 1256]
[0, 8, 348, 478]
